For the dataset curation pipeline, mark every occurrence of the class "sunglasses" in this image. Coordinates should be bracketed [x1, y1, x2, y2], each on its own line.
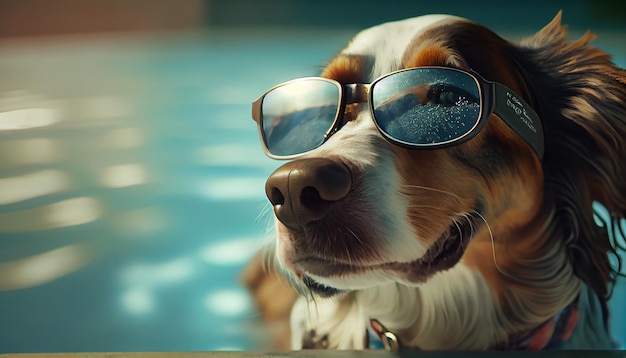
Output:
[252, 66, 544, 160]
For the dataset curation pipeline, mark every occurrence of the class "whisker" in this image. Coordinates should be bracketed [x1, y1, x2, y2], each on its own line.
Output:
[305, 291, 318, 326]
[345, 225, 365, 246]
[462, 212, 476, 237]
[400, 184, 464, 204]
[342, 227, 359, 267]
[472, 210, 517, 280]
[333, 225, 354, 267]
[452, 217, 464, 245]
[245, 311, 265, 319]
[406, 204, 452, 211]
[450, 212, 469, 245]
[261, 245, 274, 273]
[255, 204, 273, 223]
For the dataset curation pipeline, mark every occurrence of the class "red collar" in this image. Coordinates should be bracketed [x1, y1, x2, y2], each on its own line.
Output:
[504, 296, 580, 350]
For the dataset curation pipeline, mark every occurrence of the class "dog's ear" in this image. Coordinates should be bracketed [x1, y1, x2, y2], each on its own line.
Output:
[516, 12, 626, 303]
[521, 11, 571, 49]
[529, 12, 626, 213]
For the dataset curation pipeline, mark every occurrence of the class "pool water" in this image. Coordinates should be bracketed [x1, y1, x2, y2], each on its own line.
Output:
[0, 28, 624, 352]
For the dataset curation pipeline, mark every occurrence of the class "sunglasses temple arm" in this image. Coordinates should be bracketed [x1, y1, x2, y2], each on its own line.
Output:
[252, 97, 262, 123]
[492, 83, 545, 160]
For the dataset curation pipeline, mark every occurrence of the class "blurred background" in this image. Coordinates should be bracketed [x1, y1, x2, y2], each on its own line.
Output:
[0, 0, 624, 353]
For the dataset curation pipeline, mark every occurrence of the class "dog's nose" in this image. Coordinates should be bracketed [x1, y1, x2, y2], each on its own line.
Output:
[265, 158, 352, 228]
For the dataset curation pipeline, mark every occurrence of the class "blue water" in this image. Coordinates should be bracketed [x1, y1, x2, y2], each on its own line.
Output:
[0, 28, 624, 352]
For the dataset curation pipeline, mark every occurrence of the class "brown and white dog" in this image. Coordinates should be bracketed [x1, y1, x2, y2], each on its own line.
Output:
[243, 12, 626, 350]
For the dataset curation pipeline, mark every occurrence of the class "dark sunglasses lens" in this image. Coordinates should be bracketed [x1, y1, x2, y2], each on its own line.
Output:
[261, 79, 341, 157]
[372, 68, 481, 146]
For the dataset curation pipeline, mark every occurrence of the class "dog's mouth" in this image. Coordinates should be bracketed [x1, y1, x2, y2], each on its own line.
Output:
[299, 213, 480, 297]
[302, 275, 345, 297]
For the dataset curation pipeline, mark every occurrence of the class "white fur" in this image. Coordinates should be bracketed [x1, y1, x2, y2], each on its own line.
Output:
[291, 293, 369, 349]
[344, 15, 464, 80]
[291, 263, 505, 350]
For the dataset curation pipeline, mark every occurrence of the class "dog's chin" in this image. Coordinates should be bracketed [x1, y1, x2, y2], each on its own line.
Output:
[295, 215, 478, 297]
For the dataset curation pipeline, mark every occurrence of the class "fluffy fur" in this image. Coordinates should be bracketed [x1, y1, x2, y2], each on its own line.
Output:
[244, 12, 626, 350]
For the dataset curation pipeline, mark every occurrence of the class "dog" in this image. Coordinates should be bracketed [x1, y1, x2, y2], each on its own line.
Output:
[243, 12, 626, 350]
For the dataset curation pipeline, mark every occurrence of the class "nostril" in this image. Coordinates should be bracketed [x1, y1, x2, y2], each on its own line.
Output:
[268, 186, 285, 206]
[300, 186, 326, 212]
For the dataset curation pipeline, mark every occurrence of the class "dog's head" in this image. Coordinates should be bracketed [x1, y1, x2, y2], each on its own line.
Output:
[252, 13, 626, 303]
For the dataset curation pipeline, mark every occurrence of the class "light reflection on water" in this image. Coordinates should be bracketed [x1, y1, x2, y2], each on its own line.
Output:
[0, 197, 103, 232]
[0, 30, 295, 352]
[100, 163, 149, 188]
[0, 169, 72, 205]
[111, 207, 170, 237]
[0, 138, 63, 165]
[0, 244, 92, 291]
[0, 28, 624, 353]
[0, 107, 61, 130]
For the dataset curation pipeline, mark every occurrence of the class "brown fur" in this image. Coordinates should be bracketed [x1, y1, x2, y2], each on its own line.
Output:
[245, 12, 626, 349]
[517, 12, 626, 308]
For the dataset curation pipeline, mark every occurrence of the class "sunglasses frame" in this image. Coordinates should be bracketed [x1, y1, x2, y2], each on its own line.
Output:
[252, 77, 346, 160]
[252, 66, 544, 160]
